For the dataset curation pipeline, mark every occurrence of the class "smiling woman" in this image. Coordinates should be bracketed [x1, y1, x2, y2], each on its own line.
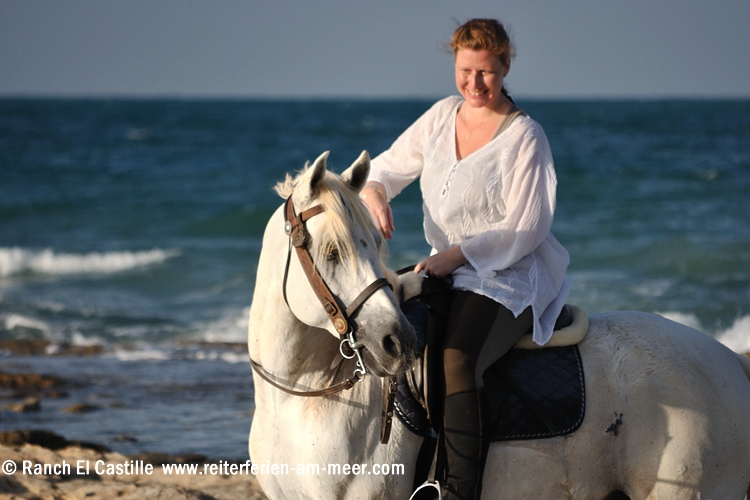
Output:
[360, 18, 571, 500]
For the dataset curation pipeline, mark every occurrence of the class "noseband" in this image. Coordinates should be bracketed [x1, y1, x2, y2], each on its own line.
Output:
[249, 195, 392, 398]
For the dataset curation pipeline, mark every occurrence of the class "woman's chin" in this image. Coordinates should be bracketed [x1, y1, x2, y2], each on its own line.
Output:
[462, 93, 492, 108]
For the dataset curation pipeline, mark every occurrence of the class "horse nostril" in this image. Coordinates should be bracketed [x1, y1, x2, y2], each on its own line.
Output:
[382, 334, 402, 357]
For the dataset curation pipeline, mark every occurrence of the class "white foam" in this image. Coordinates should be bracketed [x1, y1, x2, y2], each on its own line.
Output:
[658, 311, 750, 354]
[657, 311, 704, 332]
[192, 349, 249, 364]
[193, 306, 250, 344]
[70, 331, 104, 347]
[715, 315, 750, 354]
[3, 314, 51, 333]
[0, 247, 179, 277]
[110, 346, 172, 361]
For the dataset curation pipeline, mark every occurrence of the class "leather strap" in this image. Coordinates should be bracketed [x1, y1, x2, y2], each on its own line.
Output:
[380, 376, 398, 444]
[283, 196, 393, 334]
[346, 278, 392, 317]
[285, 196, 351, 334]
[492, 106, 526, 139]
[250, 358, 360, 397]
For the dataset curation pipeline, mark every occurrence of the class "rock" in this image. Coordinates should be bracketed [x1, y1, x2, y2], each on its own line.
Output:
[0, 339, 49, 355]
[0, 433, 268, 499]
[2, 396, 41, 412]
[0, 429, 69, 449]
[0, 429, 109, 452]
[0, 370, 64, 391]
[62, 402, 100, 414]
[113, 434, 138, 442]
[0, 339, 104, 356]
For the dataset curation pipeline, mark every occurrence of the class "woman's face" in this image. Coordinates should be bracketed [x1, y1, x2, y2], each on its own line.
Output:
[454, 48, 509, 110]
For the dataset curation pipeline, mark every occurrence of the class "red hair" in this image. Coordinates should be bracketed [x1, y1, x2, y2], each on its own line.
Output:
[450, 19, 515, 65]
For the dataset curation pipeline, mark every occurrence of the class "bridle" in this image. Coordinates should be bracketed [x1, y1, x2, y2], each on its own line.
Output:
[249, 195, 392, 397]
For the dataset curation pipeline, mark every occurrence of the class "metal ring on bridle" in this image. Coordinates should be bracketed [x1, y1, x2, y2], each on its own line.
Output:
[340, 330, 368, 378]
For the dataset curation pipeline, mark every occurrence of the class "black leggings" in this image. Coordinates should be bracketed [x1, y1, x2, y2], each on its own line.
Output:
[443, 290, 532, 396]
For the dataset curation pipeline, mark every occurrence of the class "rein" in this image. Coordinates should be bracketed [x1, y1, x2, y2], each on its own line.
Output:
[249, 195, 392, 399]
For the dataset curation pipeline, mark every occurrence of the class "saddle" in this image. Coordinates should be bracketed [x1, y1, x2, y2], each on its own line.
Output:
[395, 276, 587, 443]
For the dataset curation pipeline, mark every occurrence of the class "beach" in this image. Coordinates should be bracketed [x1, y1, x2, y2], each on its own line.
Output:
[0, 433, 266, 499]
[0, 339, 265, 499]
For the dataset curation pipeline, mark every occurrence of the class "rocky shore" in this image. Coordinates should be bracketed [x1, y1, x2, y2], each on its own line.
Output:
[0, 430, 267, 500]
[1, 340, 265, 499]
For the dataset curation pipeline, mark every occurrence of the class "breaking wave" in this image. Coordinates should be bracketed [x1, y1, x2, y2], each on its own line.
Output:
[0, 247, 179, 278]
[659, 311, 750, 354]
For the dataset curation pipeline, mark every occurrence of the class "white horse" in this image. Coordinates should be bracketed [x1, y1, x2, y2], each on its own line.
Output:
[248, 151, 750, 499]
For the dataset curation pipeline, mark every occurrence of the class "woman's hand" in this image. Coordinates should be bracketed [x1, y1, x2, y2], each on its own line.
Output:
[414, 246, 468, 279]
[361, 181, 395, 239]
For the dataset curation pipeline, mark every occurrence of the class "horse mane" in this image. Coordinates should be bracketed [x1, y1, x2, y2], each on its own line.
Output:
[274, 165, 382, 268]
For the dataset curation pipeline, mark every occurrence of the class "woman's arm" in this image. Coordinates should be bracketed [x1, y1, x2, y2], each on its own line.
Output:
[364, 97, 461, 238]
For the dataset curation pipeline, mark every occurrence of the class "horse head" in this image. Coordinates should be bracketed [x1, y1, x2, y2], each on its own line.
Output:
[273, 151, 417, 377]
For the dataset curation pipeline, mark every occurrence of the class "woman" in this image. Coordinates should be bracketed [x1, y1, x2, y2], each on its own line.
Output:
[361, 19, 570, 500]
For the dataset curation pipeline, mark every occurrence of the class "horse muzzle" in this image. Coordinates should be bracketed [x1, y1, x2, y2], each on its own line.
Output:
[358, 314, 417, 377]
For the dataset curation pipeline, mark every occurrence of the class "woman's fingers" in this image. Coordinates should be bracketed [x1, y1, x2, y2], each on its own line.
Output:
[362, 191, 394, 239]
[380, 204, 394, 239]
[414, 259, 426, 275]
[414, 247, 468, 278]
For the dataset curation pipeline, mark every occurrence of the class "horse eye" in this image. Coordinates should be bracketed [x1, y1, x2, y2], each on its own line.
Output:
[326, 245, 340, 262]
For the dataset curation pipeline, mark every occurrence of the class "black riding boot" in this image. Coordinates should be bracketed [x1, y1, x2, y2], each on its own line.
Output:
[442, 390, 484, 500]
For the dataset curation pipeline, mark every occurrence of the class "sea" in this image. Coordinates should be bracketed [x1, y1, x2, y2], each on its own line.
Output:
[1, 98, 749, 460]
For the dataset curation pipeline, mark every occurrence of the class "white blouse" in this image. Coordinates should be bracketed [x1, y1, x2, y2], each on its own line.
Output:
[369, 96, 570, 345]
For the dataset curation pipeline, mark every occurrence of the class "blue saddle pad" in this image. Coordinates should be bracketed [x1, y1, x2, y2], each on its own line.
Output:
[482, 344, 585, 441]
[395, 275, 586, 442]
[394, 344, 586, 442]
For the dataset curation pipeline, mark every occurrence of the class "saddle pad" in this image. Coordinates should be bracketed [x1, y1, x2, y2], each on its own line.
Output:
[483, 345, 585, 441]
[394, 345, 585, 442]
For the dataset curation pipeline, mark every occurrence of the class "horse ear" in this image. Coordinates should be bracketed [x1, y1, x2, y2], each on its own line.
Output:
[341, 150, 370, 193]
[295, 151, 329, 206]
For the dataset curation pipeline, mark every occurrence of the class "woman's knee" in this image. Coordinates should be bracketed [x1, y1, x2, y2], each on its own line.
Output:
[443, 348, 475, 378]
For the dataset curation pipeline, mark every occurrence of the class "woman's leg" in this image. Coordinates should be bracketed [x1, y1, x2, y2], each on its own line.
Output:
[442, 291, 532, 500]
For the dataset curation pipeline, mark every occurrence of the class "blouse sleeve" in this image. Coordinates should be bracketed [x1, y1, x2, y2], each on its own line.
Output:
[369, 96, 460, 200]
[459, 124, 557, 279]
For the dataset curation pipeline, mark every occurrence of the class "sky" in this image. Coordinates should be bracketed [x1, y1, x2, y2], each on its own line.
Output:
[1, 0, 749, 99]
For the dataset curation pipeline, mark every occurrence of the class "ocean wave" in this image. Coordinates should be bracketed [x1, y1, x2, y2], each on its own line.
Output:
[715, 316, 750, 354]
[109, 346, 172, 362]
[659, 311, 750, 354]
[2, 314, 52, 333]
[0, 247, 180, 278]
[191, 306, 250, 344]
[106, 345, 248, 363]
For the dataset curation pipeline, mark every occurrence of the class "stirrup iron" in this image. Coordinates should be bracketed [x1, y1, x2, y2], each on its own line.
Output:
[409, 480, 442, 500]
